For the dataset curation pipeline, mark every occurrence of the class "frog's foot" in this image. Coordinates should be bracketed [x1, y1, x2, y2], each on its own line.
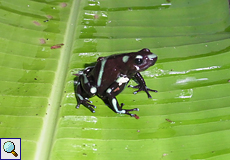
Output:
[128, 85, 157, 98]
[120, 103, 139, 119]
[76, 99, 96, 113]
[125, 112, 139, 119]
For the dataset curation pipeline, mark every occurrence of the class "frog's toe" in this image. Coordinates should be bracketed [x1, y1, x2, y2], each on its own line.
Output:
[147, 88, 158, 93]
[76, 103, 80, 109]
[85, 104, 96, 113]
[83, 102, 97, 112]
[87, 108, 95, 113]
[128, 85, 138, 89]
[123, 108, 137, 112]
[127, 113, 139, 119]
[133, 88, 142, 94]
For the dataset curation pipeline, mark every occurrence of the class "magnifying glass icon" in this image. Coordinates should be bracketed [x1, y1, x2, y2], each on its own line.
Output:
[3, 141, 18, 157]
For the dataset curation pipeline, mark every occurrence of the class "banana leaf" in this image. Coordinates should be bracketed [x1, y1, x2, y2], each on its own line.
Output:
[0, 0, 230, 159]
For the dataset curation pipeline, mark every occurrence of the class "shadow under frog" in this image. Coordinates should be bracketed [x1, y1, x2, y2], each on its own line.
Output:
[73, 48, 158, 119]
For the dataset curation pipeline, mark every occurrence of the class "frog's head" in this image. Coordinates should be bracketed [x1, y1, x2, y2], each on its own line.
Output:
[126, 48, 157, 72]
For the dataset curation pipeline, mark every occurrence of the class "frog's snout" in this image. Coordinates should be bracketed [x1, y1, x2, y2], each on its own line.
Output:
[148, 53, 157, 66]
[151, 56, 157, 65]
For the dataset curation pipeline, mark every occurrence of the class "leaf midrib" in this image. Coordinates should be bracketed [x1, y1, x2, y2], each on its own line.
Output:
[34, 1, 81, 160]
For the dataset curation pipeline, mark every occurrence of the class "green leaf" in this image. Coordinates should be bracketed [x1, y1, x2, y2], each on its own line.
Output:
[0, 0, 230, 160]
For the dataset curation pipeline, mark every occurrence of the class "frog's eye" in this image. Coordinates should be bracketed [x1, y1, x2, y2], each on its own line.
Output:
[135, 58, 143, 65]
[135, 55, 143, 65]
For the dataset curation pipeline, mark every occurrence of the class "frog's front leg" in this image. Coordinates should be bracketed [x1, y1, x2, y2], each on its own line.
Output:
[128, 72, 157, 98]
[75, 70, 98, 113]
[103, 81, 139, 119]
[75, 81, 96, 113]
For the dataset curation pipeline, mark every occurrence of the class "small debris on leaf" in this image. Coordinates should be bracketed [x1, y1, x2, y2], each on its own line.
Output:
[33, 21, 41, 26]
[46, 15, 53, 19]
[40, 38, 46, 44]
[134, 114, 139, 119]
[166, 118, 173, 122]
[51, 43, 64, 49]
[60, 3, 67, 8]
[94, 14, 99, 19]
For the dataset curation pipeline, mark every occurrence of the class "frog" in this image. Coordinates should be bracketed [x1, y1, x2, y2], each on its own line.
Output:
[74, 48, 158, 119]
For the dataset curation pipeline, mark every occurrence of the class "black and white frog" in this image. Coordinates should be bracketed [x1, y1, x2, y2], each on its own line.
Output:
[74, 48, 158, 119]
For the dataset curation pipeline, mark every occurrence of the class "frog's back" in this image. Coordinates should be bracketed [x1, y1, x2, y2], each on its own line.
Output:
[91, 54, 129, 94]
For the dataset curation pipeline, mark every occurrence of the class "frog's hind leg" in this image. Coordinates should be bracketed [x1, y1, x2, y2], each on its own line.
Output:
[103, 96, 139, 119]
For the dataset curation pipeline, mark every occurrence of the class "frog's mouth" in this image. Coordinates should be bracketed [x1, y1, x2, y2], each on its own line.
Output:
[151, 56, 158, 66]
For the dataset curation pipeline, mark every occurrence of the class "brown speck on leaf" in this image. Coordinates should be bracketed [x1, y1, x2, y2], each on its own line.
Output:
[137, 130, 140, 132]
[46, 15, 53, 19]
[228, 79, 230, 82]
[134, 114, 139, 119]
[33, 21, 41, 26]
[51, 43, 64, 49]
[166, 118, 173, 122]
[60, 3, 67, 8]
[94, 14, 99, 19]
[40, 39, 46, 44]
[166, 0, 171, 2]
[36, 114, 38, 116]
[34, 78, 37, 80]
[162, 153, 168, 157]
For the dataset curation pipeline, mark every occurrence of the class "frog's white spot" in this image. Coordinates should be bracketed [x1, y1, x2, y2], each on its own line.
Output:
[136, 55, 143, 59]
[106, 88, 112, 93]
[112, 98, 126, 114]
[148, 54, 157, 59]
[122, 56, 129, 63]
[77, 94, 84, 100]
[74, 81, 80, 85]
[116, 76, 129, 86]
[134, 65, 140, 70]
[90, 87, 97, 94]
[97, 58, 107, 87]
